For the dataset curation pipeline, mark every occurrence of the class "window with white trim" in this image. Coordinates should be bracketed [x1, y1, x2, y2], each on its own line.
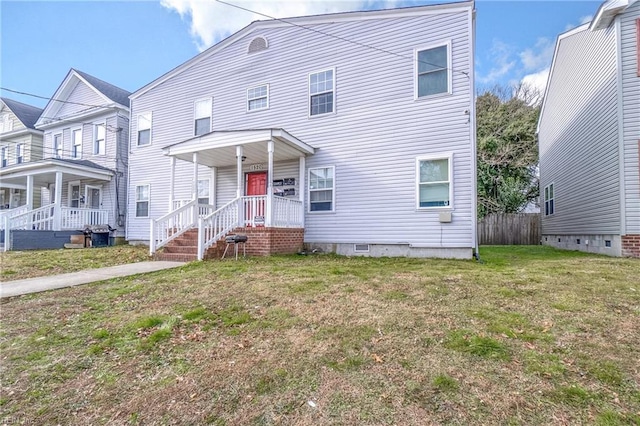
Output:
[0, 114, 13, 133]
[137, 113, 151, 146]
[69, 182, 81, 208]
[136, 185, 150, 217]
[71, 128, 82, 159]
[1, 146, 8, 167]
[53, 133, 62, 158]
[416, 154, 452, 208]
[544, 183, 554, 216]
[197, 179, 210, 205]
[94, 123, 105, 155]
[194, 98, 212, 136]
[309, 166, 335, 212]
[309, 69, 334, 116]
[415, 42, 451, 98]
[16, 143, 24, 164]
[247, 85, 269, 111]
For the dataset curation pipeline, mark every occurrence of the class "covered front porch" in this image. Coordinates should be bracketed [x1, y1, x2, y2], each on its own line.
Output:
[0, 159, 113, 251]
[151, 128, 314, 260]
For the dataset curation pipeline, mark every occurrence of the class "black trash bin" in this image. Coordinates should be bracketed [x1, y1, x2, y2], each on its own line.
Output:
[90, 225, 111, 248]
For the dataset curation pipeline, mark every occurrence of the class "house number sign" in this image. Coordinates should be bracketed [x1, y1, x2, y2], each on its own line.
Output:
[249, 164, 265, 171]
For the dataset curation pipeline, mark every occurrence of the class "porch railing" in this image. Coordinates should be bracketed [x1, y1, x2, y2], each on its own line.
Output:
[197, 199, 241, 260]
[61, 208, 109, 230]
[272, 196, 303, 228]
[243, 195, 267, 227]
[7, 204, 57, 231]
[150, 199, 198, 255]
[0, 205, 29, 222]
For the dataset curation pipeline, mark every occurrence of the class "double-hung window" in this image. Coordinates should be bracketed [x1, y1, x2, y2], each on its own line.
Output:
[415, 42, 451, 98]
[247, 85, 269, 111]
[53, 134, 62, 158]
[137, 113, 151, 146]
[309, 166, 335, 212]
[136, 185, 150, 217]
[16, 143, 24, 164]
[0, 114, 13, 133]
[309, 69, 334, 116]
[1, 146, 7, 167]
[70, 183, 81, 208]
[94, 124, 105, 155]
[71, 128, 82, 159]
[416, 154, 453, 208]
[197, 179, 210, 205]
[194, 98, 212, 136]
[544, 183, 554, 216]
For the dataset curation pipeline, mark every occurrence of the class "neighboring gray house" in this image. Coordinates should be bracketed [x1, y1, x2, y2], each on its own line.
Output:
[0, 69, 130, 250]
[538, 0, 639, 257]
[127, 2, 478, 260]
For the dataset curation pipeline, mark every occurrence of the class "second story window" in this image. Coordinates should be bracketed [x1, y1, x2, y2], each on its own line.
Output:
[247, 85, 269, 111]
[53, 133, 62, 158]
[1, 146, 7, 167]
[94, 124, 105, 155]
[309, 69, 334, 116]
[16, 143, 24, 164]
[137, 113, 151, 146]
[194, 98, 212, 136]
[71, 128, 82, 159]
[415, 42, 451, 98]
[0, 114, 13, 133]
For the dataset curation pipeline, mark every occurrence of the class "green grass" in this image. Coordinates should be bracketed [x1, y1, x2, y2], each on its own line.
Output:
[1, 245, 638, 425]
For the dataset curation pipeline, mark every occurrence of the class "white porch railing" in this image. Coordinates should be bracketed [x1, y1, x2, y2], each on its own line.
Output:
[150, 200, 198, 255]
[0, 205, 29, 222]
[61, 208, 109, 230]
[6, 204, 57, 231]
[272, 196, 303, 228]
[197, 199, 241, 260]
[242, 195, 267, 227]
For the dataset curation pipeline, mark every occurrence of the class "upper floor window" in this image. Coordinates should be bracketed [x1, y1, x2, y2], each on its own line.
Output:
[16, 143, 24, 164]
[194, 98, 212, 136]
[309, 166, 335, 212]
[71, 128, 82, 159]
[53, 133, 62, 158]
[0, 114, 13, 133]
[416, 154, 453, 208]
[415, 42, 451, 98]
[247, 85, 269, 111]
[1, 146, 7, 167]
[544, 183, 555, 216]
[309, 69, 334, 116]
[94, 124, 105, 155]
[137, 113, 152, 146]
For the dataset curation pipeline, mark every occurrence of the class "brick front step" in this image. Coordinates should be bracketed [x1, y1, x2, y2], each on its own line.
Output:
[163, 245, 198, 254]
[153, 252, 198, 262]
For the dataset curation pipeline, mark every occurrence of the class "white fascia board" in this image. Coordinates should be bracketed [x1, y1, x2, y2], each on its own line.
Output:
[590, 0, 631, 30]
[131, 1, 474, 100]
[0, 160, 113, 181]
[36, 104, 127, 130]
[0, 128, 43, 140]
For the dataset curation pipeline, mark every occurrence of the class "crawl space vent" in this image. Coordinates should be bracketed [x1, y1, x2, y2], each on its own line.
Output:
[354, 244, 370, 252]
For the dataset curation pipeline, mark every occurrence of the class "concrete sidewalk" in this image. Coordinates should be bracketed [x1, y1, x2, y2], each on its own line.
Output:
[0, 261, 185, 298]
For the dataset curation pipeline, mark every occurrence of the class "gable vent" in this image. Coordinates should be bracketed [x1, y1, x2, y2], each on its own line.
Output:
[248, 36, 268, 53]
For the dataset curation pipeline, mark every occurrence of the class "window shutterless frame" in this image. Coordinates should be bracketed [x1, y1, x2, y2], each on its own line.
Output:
[414, 40, 452, 100]
[194, 98, 212, 136]
[93, 122, 106, 155]
[53, 133, 63, 158]
[308, 68, 336, 117]
[137, 112, 152, 146]
[71, 127, 82, 159]
[135, 184, 150, 218]
[247, 84, 269, 112]
[308, 165, 335, 213]
[416, 153, 453, 209]
[544, 183, 555, 216]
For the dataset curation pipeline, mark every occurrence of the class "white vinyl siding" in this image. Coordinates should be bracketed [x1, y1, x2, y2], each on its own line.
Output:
[94, 123, 106, 155]
[137, 113, 152, 146]
[415, 41, 452, 98]
[136, 185, 150, 217]
[309, 68, 334, 116]
[416, 154, 453, 209]
[194, 98, 212, 136]
[71, 128, 82, 159]
[247, 85, 269, 111]
[309, 166, 335, 212]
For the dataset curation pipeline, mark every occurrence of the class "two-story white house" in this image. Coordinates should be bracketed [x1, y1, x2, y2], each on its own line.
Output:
[127, 1, 478, 260]
[538, 0, 639, 258]
[1, 69, 130, 250]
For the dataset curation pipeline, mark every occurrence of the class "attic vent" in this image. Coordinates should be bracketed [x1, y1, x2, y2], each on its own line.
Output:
[248, 36, 268, 53]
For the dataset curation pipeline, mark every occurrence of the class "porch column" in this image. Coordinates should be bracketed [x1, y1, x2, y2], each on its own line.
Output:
[266, 140, 274, 227]
[53, 171, 63, 231]
[26, 175, 34, 210]
[192, 152, 199, 224]
[211, 167, 217, 209]
[236, 145, 244, 227]
[168, 156, 176, 211]
[299, 156, 306, 228]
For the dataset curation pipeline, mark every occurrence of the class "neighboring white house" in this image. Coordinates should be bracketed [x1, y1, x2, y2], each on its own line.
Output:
[127, 1, 477, 260]
[538, 0, 639, 258]
[0, 69, 130, 250]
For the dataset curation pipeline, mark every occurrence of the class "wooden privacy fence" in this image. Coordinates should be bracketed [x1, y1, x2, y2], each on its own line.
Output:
[478, 213, 540, 245]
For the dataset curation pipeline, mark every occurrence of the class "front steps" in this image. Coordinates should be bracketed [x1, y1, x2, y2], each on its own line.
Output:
[153, 229, 226, 262]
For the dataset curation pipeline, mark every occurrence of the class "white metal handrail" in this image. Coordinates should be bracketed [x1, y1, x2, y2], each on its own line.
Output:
[197, 198, 241, 260]
[150, 199, 198, 255]
[61, 208, 109, 230]
[272, 196, 303, 228]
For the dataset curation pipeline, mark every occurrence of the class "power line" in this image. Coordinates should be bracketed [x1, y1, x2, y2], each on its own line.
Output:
[1, 87, 123, 110]
[215, 0, 470, 78]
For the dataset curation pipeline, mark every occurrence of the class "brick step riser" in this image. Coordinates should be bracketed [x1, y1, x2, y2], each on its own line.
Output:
[163, 246, 198, 254]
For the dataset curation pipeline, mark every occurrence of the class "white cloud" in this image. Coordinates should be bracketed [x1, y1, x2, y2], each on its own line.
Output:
[161, 0, 378, 51]
[477, 39, 516, 84]
[580, 14, 593, 25]
[519, 37, 554, 72]
[520, 67, 549, 102]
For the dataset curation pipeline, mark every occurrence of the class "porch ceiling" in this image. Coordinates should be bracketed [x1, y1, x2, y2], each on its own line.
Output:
[162, 128, 315, 167]
[0, 159, 113, 188]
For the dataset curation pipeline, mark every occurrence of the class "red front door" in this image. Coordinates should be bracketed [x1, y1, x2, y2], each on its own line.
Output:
[245, 172, 267, 226]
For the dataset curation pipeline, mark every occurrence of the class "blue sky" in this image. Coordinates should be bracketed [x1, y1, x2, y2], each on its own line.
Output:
[1, 0, 600, 109]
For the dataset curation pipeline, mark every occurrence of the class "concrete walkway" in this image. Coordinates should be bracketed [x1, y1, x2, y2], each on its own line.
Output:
[0, 261, 185, 298]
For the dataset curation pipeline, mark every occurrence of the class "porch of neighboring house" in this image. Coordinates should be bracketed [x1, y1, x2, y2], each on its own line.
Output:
[0, 159, 114, 251]
[150, 129, 314, 261]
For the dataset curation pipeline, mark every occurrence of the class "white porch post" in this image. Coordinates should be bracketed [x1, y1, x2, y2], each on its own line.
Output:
[211, 167, 217, 209]
[236, 145, 244, 227]
[26, 175, 34, 210]
[266, 140, 274, 227]
[169, 156, 176, 211]
[53, 171, 63, 231]
[299, 156, 306, 228]
[192, 152, 199, 224]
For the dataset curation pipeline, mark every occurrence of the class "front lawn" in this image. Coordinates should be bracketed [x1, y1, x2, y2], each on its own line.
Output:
[1, 246, 638, 424]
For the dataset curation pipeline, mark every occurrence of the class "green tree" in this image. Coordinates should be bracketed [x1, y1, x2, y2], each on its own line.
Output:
[476, 84, 541, 219]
